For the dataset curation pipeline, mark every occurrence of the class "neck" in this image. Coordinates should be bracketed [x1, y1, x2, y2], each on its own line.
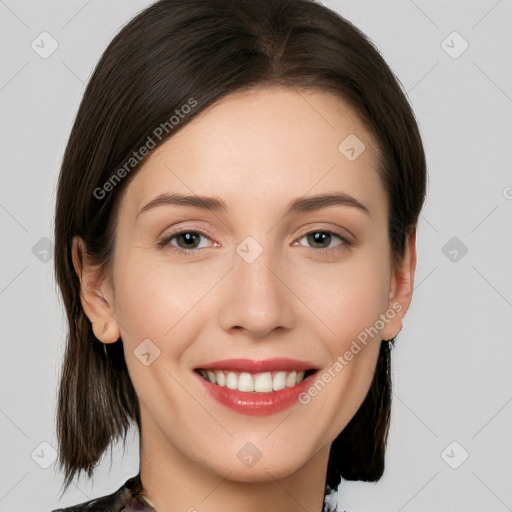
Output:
[138, 414, 332, 512]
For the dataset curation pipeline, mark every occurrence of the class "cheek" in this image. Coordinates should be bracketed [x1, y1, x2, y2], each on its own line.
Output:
[114, 255, 205, 413]
[291, 249, 391, 347]
[112, 251, 211, 343]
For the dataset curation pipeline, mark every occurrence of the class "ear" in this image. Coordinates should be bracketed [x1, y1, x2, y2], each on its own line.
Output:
[71, 236, 120, 344]
[380, 227, 418, 341]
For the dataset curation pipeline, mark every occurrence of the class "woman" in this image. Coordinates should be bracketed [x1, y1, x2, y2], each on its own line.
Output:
[52, 0, 427, 510]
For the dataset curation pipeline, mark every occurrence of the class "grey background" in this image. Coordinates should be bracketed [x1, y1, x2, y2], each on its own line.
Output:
[0, 1, 511, 511]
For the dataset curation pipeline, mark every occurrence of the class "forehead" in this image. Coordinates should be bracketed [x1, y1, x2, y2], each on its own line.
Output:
[121, 86, 385, 219]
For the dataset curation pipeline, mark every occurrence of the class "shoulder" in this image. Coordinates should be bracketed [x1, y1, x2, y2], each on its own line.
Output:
[51, 491, 119, 511]
[50, 474, 151, 512]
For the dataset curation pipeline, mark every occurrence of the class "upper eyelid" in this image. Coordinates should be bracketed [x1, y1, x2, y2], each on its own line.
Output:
[295, 226, 352, 242]
[161, 229, 216, 249]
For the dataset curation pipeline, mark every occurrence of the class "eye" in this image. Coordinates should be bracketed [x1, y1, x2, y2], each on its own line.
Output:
[157, 228, 352, 256]
[157, 230, 213, 255]
[294, 229, 352, 253]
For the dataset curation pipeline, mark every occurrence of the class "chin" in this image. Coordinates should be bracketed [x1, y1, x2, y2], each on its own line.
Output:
[206, 448, 313, 483]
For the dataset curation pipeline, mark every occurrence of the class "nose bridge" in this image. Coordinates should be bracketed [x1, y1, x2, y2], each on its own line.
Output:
[216, 234, 295, 337]
[237, 236, 278, 295]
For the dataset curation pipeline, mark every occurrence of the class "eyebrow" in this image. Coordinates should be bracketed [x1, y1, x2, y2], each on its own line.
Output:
[136, 191, 370, 219]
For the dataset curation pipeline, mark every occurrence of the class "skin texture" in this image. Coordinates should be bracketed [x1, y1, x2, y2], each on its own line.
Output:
[73, 86, 417, 512]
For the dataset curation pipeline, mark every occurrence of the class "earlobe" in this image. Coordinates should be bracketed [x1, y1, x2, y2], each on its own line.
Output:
[380, 228, 418, 341]
[91, 319, 119, 344]
[72, 236, 120, 344]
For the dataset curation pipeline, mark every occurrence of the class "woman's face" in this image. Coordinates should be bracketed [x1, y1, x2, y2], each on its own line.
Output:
[79, 86, 415, 482]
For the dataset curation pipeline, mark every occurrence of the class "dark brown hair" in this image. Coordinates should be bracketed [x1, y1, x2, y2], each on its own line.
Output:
[54, 0, 427, 502]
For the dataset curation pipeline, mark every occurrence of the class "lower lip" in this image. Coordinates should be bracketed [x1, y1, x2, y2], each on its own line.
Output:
[195, 371, 316, 416]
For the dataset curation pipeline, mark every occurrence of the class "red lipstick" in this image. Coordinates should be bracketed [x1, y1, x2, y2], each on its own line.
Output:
[194, 358, 319, 416]
[197, 358, 318, 373]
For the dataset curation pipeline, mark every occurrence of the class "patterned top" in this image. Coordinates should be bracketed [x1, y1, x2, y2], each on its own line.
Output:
[51, 473, 340, 511]
[52, 474, 155, 512]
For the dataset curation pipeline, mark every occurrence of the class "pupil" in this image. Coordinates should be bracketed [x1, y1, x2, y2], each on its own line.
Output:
[308, 231, 330, 248]
[177, 232, 331, 250]
[180, 232, 199, 248]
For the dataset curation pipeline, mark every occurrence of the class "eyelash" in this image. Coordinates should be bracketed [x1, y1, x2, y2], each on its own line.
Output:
[156, 228, 353, 256]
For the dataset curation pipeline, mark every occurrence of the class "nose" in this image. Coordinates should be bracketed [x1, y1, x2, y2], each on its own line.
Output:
[216, 246, 296, 339]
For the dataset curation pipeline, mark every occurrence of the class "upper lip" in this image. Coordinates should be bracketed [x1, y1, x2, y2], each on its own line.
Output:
[195, 358, 320, 373]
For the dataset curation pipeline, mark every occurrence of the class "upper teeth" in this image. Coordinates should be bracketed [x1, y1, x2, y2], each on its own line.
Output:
[199, 370, 307, 392]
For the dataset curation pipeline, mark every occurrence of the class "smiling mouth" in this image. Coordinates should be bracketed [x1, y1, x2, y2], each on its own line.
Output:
[195, 368, 317, 393]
